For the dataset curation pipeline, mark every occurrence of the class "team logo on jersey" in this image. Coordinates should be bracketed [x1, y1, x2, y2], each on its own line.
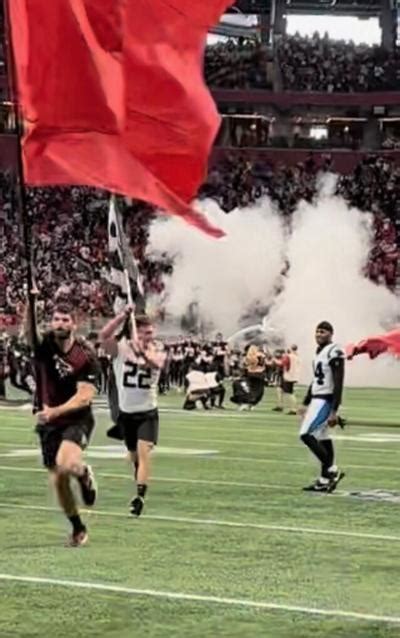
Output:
[53, 355, 74, 379]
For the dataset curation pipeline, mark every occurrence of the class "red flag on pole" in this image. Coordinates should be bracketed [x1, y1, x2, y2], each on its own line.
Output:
[346, 330, 400, 360]
[9, 0, 233, 237]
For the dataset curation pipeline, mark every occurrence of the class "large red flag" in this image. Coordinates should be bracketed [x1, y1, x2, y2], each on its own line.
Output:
[9, 0, 233, 237]
[346, 330, 400, 360]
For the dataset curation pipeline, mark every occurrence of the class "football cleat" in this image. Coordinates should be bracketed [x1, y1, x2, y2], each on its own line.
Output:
[66, 529, 88, 548]
[130, 496, 145, 517]
[303, 479, 329, 493]
[327, 470, 346, 494]
[78, 465, 97, 507]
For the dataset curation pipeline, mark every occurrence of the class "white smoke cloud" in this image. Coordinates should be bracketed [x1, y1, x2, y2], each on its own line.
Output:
[148, 198, 286, 336]
[267, 180, 400, 387]
[148, 182, 400, 386]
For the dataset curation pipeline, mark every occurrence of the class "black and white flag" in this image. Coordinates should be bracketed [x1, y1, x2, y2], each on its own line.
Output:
[108, 196, 145, 314]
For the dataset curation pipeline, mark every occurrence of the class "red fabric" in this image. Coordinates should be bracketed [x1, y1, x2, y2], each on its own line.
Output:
[281, 354, 290, 372]
[346, 330, 400, 360]
[10, 0, 233, 238]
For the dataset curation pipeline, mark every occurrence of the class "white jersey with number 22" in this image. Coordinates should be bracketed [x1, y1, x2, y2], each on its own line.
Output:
[113, 337, 160, 413]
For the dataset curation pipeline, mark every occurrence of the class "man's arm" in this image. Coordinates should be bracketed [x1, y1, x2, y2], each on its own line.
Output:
[99, 307, 132, 357]
[141, 346, 166, 370]
[37, 381, 97, 423]
[330, 357, 345, 413]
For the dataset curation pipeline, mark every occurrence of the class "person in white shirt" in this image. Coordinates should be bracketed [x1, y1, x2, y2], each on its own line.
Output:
[183, 366, 210, 410]
[100, 306, 165, 517]
[299, 321, 345, 494]
[281, 345, 301, 415]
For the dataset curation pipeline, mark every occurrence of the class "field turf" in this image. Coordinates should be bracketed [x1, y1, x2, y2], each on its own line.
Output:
[0, 386, 400, 637]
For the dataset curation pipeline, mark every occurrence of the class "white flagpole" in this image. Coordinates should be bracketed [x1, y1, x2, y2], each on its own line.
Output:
[111, 194, 138, 344]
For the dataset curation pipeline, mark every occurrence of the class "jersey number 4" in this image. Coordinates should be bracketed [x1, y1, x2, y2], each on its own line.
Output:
[314, 362, 325, 385]
[123, 362, 151, 389]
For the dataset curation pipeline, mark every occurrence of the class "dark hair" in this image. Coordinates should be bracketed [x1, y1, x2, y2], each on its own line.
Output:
[136, 315, 153, 329]
[316, 321, 334, 334]
[52, 303, 76, 321]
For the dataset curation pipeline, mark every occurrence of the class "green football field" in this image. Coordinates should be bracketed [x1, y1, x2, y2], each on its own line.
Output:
[1, 386, 400, 638]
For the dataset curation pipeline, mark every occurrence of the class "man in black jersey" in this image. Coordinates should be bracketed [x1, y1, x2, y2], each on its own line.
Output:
[26, 301, 100, 547]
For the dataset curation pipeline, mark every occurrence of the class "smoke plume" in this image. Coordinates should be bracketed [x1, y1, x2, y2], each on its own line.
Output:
[148, 198, 286, 336]
[148, 182, 400, 386]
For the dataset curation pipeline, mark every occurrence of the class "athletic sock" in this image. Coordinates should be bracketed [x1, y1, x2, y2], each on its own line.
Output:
[68, 514, 86, 535]
[137, 484, 148, 499]
[300, 433, 329, 466]
[320, 440, 335, 478]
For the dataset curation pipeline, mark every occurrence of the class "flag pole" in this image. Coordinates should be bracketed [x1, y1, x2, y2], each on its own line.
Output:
[4, 0, 42, 406]
[111, 194, 138, 343]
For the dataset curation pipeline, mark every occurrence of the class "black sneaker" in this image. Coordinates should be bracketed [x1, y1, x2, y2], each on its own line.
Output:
[327, 470, 345, 494]
[66, 528, 88, 548]
[78, 465, 97, 507]
[130, 496, 145, 517]
[272, 407, 283, 412]
[303, 479, 329, 492]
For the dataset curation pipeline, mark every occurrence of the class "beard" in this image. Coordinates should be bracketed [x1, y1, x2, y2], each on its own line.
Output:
[54, 328, 72, 341]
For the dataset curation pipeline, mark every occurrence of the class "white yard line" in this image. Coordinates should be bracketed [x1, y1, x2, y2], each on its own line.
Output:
[0, 447, 398, 472]
[215, 456, 400, 472]
[162, 435, 399, 456]
[0, 573, 399, 624]
[0, 464, 296, 491]
[0, 501, 399, 543]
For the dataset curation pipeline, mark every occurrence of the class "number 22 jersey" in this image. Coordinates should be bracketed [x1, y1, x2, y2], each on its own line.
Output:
[311, 343, 345, 397]
[113, 337, 160, 413]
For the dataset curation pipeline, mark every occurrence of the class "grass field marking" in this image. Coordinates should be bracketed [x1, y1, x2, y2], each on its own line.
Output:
[0, 464, 295, 491]
[217, 455, 400, 472]
[0, 446, 399, 472]
[0, 435, 399, 459]
[0, 573, 399, 624]
[1, 501, 400, 543]
[162, 434, 400, 456]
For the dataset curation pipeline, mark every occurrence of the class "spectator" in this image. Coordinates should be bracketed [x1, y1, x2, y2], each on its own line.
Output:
[278, 32, 400, 93]
[205, 38, 272, 89]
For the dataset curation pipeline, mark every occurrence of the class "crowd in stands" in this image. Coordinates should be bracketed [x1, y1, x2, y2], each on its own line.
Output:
[1, 32, 400, 323]
[205, 34, 400, 92]
[278, 33, 400, 93]
[1, 150, 399, 326]
[1, 150, 398, 325]
[203, 153, 400, 288]
[204, 38, 272, 89]
[0, 177, 171, 321]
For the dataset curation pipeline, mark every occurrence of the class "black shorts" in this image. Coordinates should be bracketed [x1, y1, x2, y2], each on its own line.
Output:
[282, 380, 295, 394]
[37, 417, 95, 469]
[117, 409, 159, 452]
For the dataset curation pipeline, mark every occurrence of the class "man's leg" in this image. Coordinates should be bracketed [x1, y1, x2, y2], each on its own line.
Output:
[130, 449, 139, 481]
[129, 411, 159, 517]
[288, 391, 297, 414]
[273, 385, 283, 412]
[0, 376, 5, 399]
[285, 385, 297, 415]
[49, 469, 88, 546]
[217, 385, 225, 408]
[318, 429, 345, 492]
[57, 438, 97, 508]
[299, 399, 332, 491]
[130, 439, 153, 517]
